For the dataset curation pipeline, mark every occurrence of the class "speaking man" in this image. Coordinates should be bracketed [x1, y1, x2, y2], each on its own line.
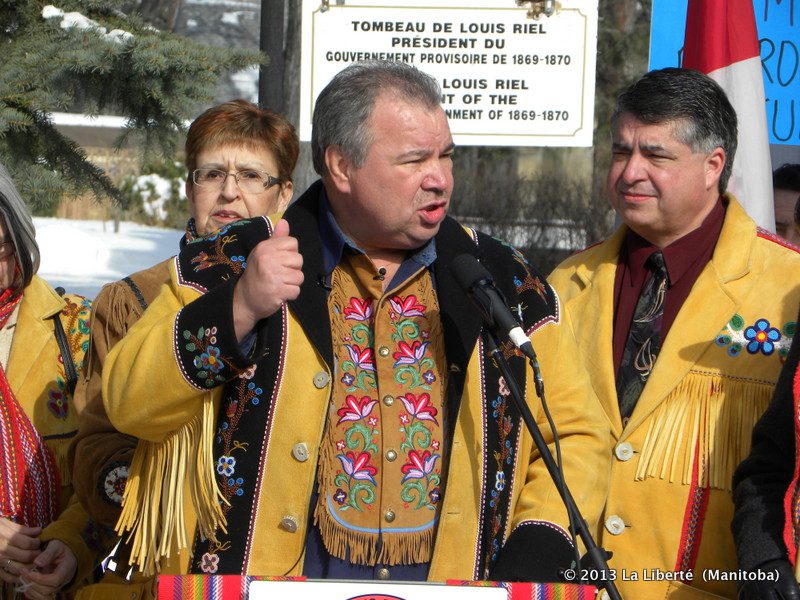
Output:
[101, 61, 609, 584]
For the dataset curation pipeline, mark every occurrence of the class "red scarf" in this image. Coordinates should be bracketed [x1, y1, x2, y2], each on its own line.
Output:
[0, 288, 60, 527]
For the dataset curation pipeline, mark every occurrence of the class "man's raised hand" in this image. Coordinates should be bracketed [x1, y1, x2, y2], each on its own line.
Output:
[233, 219, 303, 341]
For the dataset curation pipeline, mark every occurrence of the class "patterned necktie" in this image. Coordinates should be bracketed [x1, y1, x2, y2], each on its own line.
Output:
[616, 251, 669, 421]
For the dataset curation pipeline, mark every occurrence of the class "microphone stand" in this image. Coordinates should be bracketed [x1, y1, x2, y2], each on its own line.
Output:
[482, 329, 623, 600]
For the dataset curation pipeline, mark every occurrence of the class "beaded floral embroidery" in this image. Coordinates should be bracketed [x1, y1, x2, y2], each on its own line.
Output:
[183, 326, 234, 387]
[46, 296, 91, 419]
[484, 375, 517, 567]
[715, 314, 795, 360]
[101, 463, 129, 505]
[331, 294, 443, 513]
[189, 222, 249, 273]
[201, 365, 262, 567]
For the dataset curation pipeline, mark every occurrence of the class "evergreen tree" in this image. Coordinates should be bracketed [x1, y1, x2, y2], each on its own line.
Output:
[0, 0, 261, 211]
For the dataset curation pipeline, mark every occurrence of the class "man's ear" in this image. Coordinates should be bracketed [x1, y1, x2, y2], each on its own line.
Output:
[325, 146, 353, 195]
[705, 147, 726, 192]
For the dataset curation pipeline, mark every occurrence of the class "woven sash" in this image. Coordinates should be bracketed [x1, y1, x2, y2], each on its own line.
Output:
[0, 290, 60, 527]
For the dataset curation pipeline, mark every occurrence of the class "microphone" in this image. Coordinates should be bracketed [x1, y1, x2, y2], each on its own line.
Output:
[450, 254, 536, 361]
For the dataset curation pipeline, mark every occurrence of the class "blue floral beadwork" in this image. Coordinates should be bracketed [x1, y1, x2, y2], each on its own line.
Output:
[216, 455, 236, 477]
[716, 314, 795, 360]
[744, 319, 781, 355]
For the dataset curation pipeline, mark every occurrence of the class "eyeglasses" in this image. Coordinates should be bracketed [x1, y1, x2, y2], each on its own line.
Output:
[192, 169, 282, 194]
[0, 242, 14, 259]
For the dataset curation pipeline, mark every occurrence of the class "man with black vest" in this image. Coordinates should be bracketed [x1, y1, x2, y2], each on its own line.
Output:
[101, 60, 609, 585]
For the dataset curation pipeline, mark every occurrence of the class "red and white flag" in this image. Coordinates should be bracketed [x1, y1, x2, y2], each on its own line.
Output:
[683, 0, 774, 230]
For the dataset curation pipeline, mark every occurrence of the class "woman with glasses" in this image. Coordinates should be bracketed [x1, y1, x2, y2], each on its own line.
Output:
[0, 163, 97, 599]
[184, 101, 295, 238]
[68, 99, 299, 600]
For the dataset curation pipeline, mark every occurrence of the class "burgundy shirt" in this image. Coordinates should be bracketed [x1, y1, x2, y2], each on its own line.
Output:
[612, 199, 726, 374]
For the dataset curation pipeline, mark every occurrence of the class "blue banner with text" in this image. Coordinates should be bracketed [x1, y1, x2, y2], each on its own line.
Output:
[649, 0, 798, 145]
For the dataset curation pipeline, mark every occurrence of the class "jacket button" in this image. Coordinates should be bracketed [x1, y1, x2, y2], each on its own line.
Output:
[292, 443, 309, 462]
[280, 515, 298, 533]
[386, 449, 397, 462]
[382, 395, 394, 406]
[605, 515, 626, 535]
[312, 372, 330, 389]
[377, 567, 390, 580]
[384, 510, 396, 523]
[614, 442, 634, 461]
[378, 346, 390, 357]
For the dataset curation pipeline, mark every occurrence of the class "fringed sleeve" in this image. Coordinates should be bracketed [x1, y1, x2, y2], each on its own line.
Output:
[116, 395, 226, 576]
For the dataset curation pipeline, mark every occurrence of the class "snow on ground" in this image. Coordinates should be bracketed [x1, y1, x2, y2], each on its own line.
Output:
[34, 218, 183, 299]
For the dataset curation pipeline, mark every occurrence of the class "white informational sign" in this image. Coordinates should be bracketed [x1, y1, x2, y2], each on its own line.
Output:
[300, 0, 599, 147]
[250, 579, 508, 600]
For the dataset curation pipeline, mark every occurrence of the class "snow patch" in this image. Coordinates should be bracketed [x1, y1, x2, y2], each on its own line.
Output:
[34, 218, 183, 298]
[221, 11, 241, 25]
[185, 0, 257, 7]
[51, 112, 128, 128]
[230, 66, 259, 102]
[42, 5, 134, 44]
[132, 174, 179, 221]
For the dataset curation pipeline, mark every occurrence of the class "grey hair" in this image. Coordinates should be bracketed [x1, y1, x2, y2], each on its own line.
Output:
[0, 163, 40, 288]
[311, 60, 442, 176]
[611, 68, 738, 194]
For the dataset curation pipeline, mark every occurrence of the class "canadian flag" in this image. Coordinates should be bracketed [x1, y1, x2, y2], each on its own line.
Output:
[683, 0, 775, 230]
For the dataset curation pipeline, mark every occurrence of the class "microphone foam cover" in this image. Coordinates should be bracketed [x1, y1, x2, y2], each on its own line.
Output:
[450, 254, 493, 293]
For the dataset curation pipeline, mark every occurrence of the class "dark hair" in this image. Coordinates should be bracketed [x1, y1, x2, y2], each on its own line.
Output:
[311, 60, 442, 176]
[611, 68, 738, 194]
[185, 99, 299, 183]
[795, 196, 800, 232]
[773, 163, 800, 192]
[0, 163, 39, 289]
